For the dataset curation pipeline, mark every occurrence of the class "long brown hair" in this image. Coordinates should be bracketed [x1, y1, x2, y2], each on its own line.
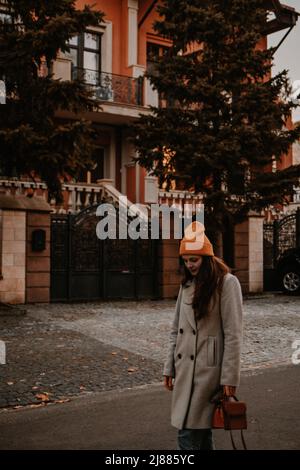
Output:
[181, 256, 230, 320]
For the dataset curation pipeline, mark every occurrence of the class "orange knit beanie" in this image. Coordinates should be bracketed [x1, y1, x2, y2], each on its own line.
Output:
[179, 221, 214, 257]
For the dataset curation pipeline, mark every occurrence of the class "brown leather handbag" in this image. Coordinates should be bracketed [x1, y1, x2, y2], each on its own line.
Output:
[212, 399, 225, 429]
[212, 395, 247, 450]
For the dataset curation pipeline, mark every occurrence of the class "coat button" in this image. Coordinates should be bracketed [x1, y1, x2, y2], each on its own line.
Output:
[190, 355, 194, 360]
[179, 328, 184, 334]
[178, 354, 182, 359]
[192, 329, 196, 335]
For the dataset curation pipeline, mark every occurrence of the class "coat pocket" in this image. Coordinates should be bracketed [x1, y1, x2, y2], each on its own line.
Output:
[207, 336, 217, 367]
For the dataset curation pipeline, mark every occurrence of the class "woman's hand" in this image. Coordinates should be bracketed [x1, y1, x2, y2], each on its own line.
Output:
[222, 385, 236, 397]
[164, 375, 174, 391]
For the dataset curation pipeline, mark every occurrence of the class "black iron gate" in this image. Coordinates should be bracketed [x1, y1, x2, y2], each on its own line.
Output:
[50, 205, 158, 301]
[263, 208, 300, 290]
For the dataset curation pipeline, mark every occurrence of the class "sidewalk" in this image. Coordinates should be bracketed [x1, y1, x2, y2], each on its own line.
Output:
[0, 364, 299, 450]
[0, 295, 300, 409]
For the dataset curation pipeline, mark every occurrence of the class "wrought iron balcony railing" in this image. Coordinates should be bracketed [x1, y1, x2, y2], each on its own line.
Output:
[72, 67, 144, 106]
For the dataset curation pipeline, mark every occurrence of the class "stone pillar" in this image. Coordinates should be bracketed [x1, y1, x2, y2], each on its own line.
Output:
[157, 212, 182, 299]
[0, 208, 26, 304]
[0, 194, 51, 304]
[234, 220, 249, 293]
[234, 214, 264, 293]
[248, 215, 264, 292]
[144, 176, 159, 204]
[26, 210, 51, 303]
[158, 238, 182, 298]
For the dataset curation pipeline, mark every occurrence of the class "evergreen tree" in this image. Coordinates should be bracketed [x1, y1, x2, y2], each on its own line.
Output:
[133, 0, 300, 232]
[0, 0, 104, 200]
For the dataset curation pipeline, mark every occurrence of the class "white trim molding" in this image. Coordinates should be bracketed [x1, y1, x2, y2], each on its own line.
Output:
[101, 21, 113, 74]
[128, 0, 138, 67]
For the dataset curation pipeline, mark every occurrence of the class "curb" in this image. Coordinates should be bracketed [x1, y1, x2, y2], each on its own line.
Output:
[0, 303, 27, 317]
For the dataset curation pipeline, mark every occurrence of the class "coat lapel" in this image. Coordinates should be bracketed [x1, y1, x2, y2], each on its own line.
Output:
[182, 279, 197, 330]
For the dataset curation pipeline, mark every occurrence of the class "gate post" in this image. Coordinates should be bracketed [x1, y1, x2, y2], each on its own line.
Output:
[26, 198, 51, 303]
[0, 196, 26, 304]
[234, 212, 264, 293]
[0, 194, 51, 304]
[296, 207, 300, 247]
[273, 219, 279, 265]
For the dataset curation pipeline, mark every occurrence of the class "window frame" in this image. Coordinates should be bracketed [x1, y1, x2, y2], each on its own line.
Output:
[0, 1, 12, 25]
[69, 30, 102, 75]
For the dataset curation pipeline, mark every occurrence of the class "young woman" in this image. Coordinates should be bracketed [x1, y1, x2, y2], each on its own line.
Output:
[163, 221, 243, 450]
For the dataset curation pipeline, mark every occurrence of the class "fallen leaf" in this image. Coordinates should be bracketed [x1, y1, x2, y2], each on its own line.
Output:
[127, 368, 138, 373]
[7, 382, 14, 386]
[35, 393, 50, 402]
[79, 386, 86, 390]
[32, 386, 39, 390]
[111, 352, 118, 356]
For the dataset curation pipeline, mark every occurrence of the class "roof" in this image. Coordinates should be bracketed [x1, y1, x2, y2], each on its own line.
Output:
[264, 0, 299, 34]
[139, 1, 299, 35]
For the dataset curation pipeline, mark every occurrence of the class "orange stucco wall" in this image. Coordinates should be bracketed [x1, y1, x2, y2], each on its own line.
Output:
[76, 0, 164, 73]
[76, 0, 128, 75]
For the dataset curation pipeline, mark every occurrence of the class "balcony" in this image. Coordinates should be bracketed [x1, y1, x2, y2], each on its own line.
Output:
[72, 67, 143, 107]
[52, 60, 150, 124]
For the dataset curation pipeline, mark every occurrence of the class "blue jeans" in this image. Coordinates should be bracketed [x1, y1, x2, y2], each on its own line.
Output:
[178, 428, 215, 450]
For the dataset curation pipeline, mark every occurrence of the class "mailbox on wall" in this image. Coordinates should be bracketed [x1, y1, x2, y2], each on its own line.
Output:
[31, 229, 46, 251]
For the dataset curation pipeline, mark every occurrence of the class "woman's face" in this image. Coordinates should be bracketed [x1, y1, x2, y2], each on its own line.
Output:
[182, 255, 203, 277]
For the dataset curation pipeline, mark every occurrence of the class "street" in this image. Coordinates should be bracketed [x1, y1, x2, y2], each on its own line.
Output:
[0, 365, 299, 450]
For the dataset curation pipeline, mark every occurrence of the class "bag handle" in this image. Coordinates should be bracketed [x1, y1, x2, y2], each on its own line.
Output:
[229, 429, 247, 451]
[221, 396, 247, 450]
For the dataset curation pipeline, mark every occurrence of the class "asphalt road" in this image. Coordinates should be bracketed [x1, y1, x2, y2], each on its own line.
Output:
[0, 364, 299, 450]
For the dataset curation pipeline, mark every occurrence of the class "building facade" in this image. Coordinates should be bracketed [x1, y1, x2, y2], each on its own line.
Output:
[0, 0, 298, 302]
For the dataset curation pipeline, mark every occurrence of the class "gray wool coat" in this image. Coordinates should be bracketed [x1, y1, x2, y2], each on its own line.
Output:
[163, 272, 243, 430]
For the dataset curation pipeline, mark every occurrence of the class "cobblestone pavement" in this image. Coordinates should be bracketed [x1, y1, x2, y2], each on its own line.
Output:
[0, 294, 299, 409]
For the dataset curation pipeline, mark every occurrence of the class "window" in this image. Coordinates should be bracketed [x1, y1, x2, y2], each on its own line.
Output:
[0, 80, 5, 104]
[0, 10, 11, 24]
[68, 31, 102, 85]
[0, 1, 21, 30]
[146, 42, 169, 73]
[0, 1, 11, 24]
[146, 42, 170, 107]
